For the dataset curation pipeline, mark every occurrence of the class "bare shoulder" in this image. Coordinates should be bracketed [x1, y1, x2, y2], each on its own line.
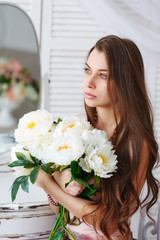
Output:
[76, 113, 87, 120]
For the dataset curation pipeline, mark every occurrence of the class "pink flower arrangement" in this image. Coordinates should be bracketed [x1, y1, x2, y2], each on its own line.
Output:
[0, 58, 39, 102]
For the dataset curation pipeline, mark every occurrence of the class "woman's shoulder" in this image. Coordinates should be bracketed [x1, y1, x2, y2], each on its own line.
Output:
[76, 113, 87, 120]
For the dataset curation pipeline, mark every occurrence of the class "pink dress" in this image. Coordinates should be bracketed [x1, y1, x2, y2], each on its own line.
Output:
[66, 213, 127, 240]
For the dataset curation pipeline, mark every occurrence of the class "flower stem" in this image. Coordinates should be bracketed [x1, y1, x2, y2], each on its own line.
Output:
[48, 205, 76, 240]
[61, 217, 76, 240]
[48, 205, 64, 240]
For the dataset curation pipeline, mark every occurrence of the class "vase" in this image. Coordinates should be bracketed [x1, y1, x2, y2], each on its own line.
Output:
[0, 95, 22, 128]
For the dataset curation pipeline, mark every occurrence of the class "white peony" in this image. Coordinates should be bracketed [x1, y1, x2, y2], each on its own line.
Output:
[79, 156, 91, 173]
[11, 144, 34, 177]
[28, 132, 54, 161]
[54, 116, 93, 138]
[51, 123, 57, 133]
[79, 145, 118, 178]
[82, 129, 112, 155]
[44, 135, 85, 165]
[14, 110, 54, 147]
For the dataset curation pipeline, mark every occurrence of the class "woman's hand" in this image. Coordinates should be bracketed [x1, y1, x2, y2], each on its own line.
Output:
[54, 168, 85, 196]
[36, 168, 52, 189]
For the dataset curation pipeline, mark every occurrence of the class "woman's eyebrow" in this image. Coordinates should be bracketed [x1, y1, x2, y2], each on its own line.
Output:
[85, 62, 108, 71]
[85, 63, 91, 68]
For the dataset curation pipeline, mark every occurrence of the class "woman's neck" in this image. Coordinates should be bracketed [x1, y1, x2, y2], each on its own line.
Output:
[96, 107, 119, 139]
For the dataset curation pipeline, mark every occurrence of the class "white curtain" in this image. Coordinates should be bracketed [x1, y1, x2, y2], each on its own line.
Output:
[79, 0, 160, 66]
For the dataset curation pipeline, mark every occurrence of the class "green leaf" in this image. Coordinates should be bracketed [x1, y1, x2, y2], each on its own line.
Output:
[11, 181, 21, 202]
[50, 230, 64, 240]
[70, 161, 82, 178]
[21, 176, 29, 193]
[74, 178, 93, 191]
[29, 154, 40, 165]
[13, 175, 27, 184]
[15, 152, 30, 161]
[23, 164, 36, 169]
[71, 161, 89, 179]
[59, 165, 68, 171]
[30, 166, 40, 184]
[41, 163, 51, 174]
[8, 160, 26, 168]
[65, 176, 75, 188]
[84, 185, 97, 195]
[79, 186, 97, 199]
[9, 152, 36, 169]
[8, 160, 35, 169]
[57, 232, 63, 240]
[83, 171, 94, 181]
[23, 147, 29, 151]
[94, 175, 100, 186]
[57, 117, 62, 123]
[16, 152, 36, 167]
[11, 176, 26, 202]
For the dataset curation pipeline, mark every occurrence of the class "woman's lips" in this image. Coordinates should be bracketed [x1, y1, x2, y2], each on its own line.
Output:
[85, 92, 96, 99]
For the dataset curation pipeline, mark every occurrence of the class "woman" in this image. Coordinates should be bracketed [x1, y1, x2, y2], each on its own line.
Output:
[36, 35, 159, 240]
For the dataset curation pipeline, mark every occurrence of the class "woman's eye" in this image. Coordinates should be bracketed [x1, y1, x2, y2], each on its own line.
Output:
[84, 68, 91, 74]
[100, 74, 107, 79]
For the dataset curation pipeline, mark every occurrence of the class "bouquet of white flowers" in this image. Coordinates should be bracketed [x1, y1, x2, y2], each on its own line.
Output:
[8, 109, 118, 240]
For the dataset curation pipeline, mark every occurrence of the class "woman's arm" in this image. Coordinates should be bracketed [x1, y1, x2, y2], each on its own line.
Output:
[44, 169, 86, 215]
[45, 170, 85, 214]
[36, 169, 119, 234]
[53, 169, 86, 196]
[36, 170, 93, 219]
[47, 196, 59, 215]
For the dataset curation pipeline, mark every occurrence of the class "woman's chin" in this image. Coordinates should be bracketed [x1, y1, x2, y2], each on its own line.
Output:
[85, 99, 97, 108]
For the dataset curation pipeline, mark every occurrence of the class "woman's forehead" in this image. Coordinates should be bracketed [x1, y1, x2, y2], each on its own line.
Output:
[87, 48, 109, 70]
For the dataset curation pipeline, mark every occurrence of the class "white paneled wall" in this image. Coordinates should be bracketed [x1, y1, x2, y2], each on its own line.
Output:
[41, 0, 105, 118]
[51, 0, 103, 39]
[48, 49, 85, 118]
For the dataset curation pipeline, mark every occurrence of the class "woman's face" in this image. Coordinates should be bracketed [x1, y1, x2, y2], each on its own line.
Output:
[83, 48, 112, 108]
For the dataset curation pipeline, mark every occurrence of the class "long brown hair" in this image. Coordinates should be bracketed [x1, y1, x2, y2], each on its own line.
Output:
[84, 35, 159, 239]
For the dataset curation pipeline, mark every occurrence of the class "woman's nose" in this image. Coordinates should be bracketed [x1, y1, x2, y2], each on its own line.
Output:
[87, 75, 96, 89]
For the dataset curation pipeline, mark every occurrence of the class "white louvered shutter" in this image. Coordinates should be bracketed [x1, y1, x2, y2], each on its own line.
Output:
[41, 0, 104, 119]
